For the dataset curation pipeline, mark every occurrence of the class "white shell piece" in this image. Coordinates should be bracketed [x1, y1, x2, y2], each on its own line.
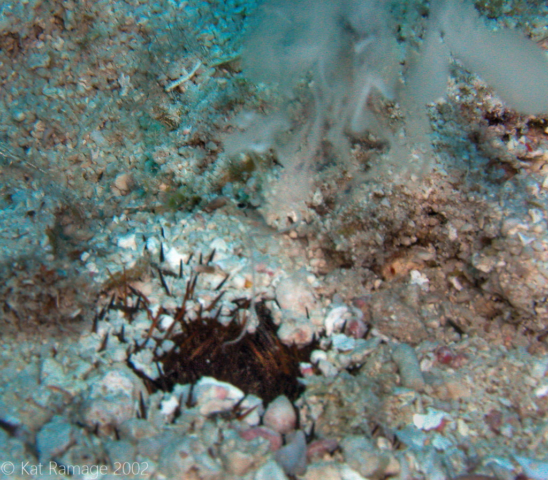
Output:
[310, 350, 327, 363]
[535, 384, 548, 398]
[457, 418, 470, 436]
[209, 237, 229, 252]
[340, 465, 368, 480]
[86, 262, 99, 274]
[160, 314, 175, 330]
[413, 410, 447, 431]
[410, 270, 429, 289]
[232, 274, 247, 289]
[324, 306, 350, 336]
[161, 395, 180, 416]
[117, 233, 138, 250]
[448, 276, 463, 291]
[165, 246, 188, 270]
[447, 224, 458, 241]
[146, 237, 161, 255]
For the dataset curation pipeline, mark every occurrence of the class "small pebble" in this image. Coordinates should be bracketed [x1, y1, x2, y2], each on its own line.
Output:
[392, 343, 426, 391]
[263, 395, 297, 435]
[240, 426, 283, 451]
[275, 430, 307, 476]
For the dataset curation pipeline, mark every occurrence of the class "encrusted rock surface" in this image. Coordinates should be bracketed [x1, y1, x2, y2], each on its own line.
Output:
[1, 0, 548, 479]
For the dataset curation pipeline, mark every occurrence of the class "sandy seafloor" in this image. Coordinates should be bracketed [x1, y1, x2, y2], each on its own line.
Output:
[2, 0, 548, 479]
